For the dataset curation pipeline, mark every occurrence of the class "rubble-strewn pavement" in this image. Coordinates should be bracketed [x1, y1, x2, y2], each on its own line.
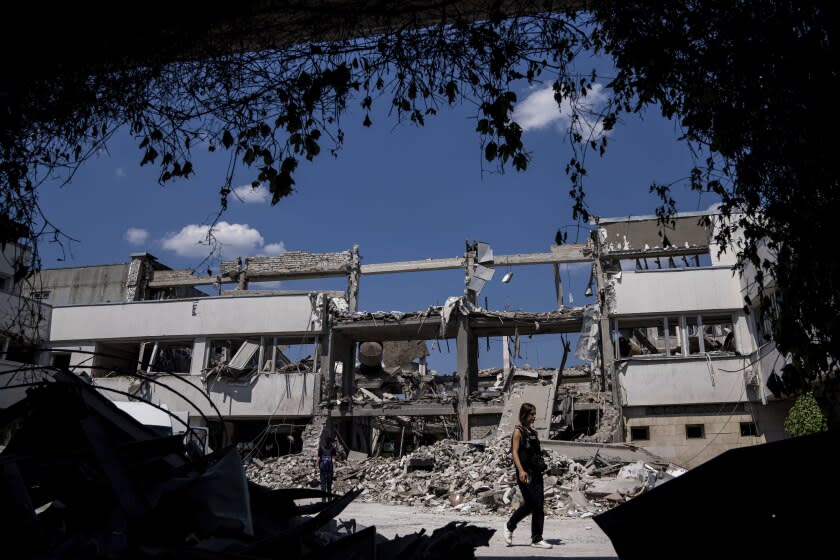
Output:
[247, 434, 684, 519]
[341, 501, 619, 558]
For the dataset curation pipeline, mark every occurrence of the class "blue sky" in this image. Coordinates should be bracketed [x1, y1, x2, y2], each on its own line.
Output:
[35, 78, 717, 373]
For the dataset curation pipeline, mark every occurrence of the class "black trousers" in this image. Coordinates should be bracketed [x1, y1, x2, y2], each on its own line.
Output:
[506, 472, 544, 543]
[320, 466, 333, 498]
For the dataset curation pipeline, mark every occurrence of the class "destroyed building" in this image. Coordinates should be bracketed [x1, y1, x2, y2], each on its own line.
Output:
[2, 210, 794, 470]
[594, 212, 789, 467]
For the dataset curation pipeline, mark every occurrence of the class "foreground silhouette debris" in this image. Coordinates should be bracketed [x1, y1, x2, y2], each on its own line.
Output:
[0, 372, 493, 559]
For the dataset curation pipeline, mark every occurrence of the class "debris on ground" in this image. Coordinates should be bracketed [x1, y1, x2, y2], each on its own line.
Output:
[247, 432, 682, 518]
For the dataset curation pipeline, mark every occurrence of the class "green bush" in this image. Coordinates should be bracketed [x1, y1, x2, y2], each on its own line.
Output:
[784, 392, 828, 437]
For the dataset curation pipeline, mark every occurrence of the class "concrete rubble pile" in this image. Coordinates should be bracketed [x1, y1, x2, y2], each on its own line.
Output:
[0, 372, 494, 559]
[247, 432, 683, 519]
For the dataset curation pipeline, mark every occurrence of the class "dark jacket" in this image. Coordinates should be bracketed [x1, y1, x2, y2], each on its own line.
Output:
[318, 443, 335, 472]
[516, 426, 545, 475]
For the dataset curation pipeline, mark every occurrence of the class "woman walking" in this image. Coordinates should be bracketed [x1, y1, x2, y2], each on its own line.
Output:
[504, 402, 552, 549]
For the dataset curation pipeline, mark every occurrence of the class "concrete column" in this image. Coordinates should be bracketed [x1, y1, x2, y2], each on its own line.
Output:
[125, 252, 155, 301]
[456, 313, 478, 441]
[326, 331, 354, 405]
[191, 337, 208, 376]
[464, 241, 476, 304]
[553, 263, 564, 309]
[348, 245, 361, 312]
[592, 222, 623, 443]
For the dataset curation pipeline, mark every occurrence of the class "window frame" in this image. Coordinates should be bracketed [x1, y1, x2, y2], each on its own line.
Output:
[630, 426, 650, 441]
[739, 421, 759, 437]
[685, 424, 705, 439]
[139, 339, 195, 375]
[615, 313, 737, 359]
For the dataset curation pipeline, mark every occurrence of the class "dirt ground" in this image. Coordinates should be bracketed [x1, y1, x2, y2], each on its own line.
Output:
[338, 501, 619, 559]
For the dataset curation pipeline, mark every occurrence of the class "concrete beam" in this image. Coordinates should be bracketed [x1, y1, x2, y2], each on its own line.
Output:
[361, 257, 464, 275]
[330, 403, 504, 418]
[146, 246, 593, 288]
[331, 315, 449, 341]
[359, 244, 591, 276]
[336, 405, 457, 418]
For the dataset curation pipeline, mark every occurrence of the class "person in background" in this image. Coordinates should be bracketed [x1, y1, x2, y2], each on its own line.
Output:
[316, 435, 337, 502]
[504, 402, 552, 549]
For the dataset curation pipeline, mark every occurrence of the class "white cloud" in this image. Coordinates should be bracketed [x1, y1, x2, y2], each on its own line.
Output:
[161, 222, 286, 258]
[513, 86, 561, 130]
[124, 227, 149, 245]
[513, 83, 610, 139]
[261, 242, 287, 256]
[233, 183, 269, 204]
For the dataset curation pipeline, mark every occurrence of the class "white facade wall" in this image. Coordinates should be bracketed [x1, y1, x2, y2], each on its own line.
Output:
[611, 267, 742, 315]
[47, 294, 324, 421]
[50, 293, 319, 342]
[617, 356, 756, 407]
[94, 372, 318, 418]
[708, 214, 741, 267]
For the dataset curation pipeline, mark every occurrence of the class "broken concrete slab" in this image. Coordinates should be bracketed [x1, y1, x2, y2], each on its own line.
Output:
[585, 478, 644, 498]
[541, 439, 670, 465]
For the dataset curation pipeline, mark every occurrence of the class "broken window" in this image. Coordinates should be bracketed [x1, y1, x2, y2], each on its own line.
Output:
[204, 338, 264, 379]
[622, 252, 712, 271]
[87, 341, 144, 377]
[630, 426, 650, 441]
[684, 316, 703, 355]
[207, 339, 258, 371]
[679, 315, 735, 355]
[617, 314, 736, 358]
[615, 317, 667, 358]
[262, 340, 315, 373]
[50, 352, 71, 370]
[142, 340, 194, 374]
[685, 424, 705, 439]
[207, 338, 315, 375]
[262, 339, 290, 373]
[702, 314, 736, 352]
[661, 316, 681, 356]
[3, 338, 37, 364]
